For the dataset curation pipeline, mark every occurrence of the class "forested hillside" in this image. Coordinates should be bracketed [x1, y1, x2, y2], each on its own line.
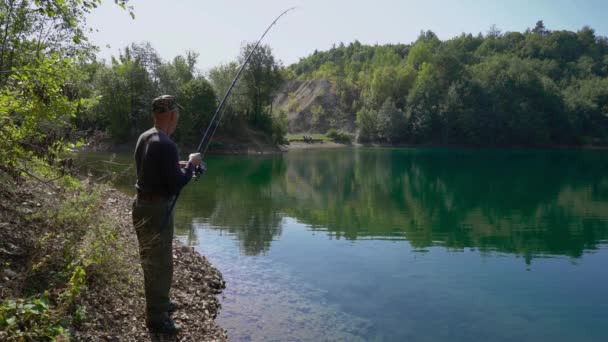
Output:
[281, 22, 608, 146]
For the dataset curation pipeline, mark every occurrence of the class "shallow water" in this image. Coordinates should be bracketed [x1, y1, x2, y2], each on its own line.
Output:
[81, 147, 608, 341]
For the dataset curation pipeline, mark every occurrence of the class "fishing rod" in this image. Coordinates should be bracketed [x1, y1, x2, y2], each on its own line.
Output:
[162, 7, 296, 227]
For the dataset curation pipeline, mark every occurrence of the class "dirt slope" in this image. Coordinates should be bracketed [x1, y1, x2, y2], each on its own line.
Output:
[273, 79, 354, 133]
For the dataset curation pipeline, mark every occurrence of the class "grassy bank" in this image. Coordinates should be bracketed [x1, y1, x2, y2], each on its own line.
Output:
[0, 170, 226, 341]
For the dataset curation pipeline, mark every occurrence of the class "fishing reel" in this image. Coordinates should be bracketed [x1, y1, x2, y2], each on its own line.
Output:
[193, 163, 207, 181]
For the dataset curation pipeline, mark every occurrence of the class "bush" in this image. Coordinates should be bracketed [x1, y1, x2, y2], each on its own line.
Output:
[271, 111, 289, 145]
[0, 174, 132, 341]
[326, 129, 352, 144]
[0, 296, 68, 341]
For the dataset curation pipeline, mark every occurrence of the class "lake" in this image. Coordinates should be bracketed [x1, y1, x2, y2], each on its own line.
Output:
[80, 147, 608, 341]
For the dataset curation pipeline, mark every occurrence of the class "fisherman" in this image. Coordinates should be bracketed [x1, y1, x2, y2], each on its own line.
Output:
[132, 95, 202, 335]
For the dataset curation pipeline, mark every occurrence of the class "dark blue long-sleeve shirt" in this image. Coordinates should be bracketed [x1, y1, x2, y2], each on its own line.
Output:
[134, 128, 193, 196]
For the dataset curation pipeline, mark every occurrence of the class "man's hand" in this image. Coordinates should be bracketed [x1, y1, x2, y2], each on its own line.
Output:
[188, 152, 202, 166]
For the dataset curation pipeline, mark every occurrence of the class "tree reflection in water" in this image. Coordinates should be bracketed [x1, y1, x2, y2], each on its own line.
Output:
[93, 148, 608, 261]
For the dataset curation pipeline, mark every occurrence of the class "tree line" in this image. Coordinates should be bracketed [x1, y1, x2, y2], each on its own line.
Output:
[1, 0, 287, 181]
[291, 21, 608, 146]
[77, 41, 287, 145]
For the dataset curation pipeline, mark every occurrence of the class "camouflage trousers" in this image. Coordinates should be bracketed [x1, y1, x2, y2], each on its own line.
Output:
[132, 196, 175, 325]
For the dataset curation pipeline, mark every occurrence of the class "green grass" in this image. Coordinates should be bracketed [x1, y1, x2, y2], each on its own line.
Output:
[287, 133, 331, 142]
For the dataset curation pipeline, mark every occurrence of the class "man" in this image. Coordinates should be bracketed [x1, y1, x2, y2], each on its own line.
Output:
[132, 95, 202, 334]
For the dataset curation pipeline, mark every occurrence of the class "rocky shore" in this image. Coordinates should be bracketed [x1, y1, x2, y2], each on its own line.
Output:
[0, 174, 227, 341]
[75, 189, 228, 341]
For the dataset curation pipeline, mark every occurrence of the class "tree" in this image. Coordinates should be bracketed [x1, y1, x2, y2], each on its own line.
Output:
[407, 63, 444, 142]
[356, 107, 379, 143]
[406, 40, 434, 70]
[88, 45, 155, 142]
[176, 76, 217, 143]
[286, 23, 608, 146]
[0, 0, 133, 174]
[239, 43, 283, 129]
[406, 31, 440, 70]
[377, 98, 407, 143]
[369, 65, 416, 108]
[208, 61, 246, 129]
[532, 20, 549, 36]
[563, 77, 608, 140]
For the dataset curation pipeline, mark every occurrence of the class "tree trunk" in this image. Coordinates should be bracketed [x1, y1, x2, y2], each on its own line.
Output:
[0, 0, 17, 85]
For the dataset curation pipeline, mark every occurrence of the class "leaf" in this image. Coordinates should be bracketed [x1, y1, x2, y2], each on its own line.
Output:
[130, 11, 135, 20]
[5, 316, 16, 326]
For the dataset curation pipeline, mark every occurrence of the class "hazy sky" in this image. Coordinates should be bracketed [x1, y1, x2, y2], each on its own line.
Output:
[87, 0, 608, 71]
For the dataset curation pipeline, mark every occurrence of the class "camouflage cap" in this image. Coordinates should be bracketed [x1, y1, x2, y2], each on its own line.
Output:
[152, 95, 183, 114]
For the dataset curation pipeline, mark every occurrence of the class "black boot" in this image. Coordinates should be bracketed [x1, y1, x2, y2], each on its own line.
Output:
[168, 300, 178, 314]
[147, 318, 181, 335]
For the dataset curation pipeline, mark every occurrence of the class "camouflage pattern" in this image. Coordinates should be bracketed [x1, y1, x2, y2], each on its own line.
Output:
[152, 95, 183, 114]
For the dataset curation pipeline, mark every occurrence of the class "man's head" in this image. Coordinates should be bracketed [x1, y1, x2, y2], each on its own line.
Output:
[152, 95, 182, 135]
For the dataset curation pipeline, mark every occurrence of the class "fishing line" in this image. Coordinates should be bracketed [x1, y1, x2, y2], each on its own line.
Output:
[162, 7, 296, 228]
[196, 7, 296, 159]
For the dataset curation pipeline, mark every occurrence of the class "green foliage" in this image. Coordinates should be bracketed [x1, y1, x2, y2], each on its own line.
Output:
[271, 110, 289, 145]
[239, 43, 284, 128]
[310, 104, 325, 124]
[82, 41, 287, 146]
[0, 0, 136, 173]
[176, 76, 217, 142]
[81, 43, 223, 145]
[406, 40, 434, 70]
[0, 1, 138, 339]
[206, 44, 287, 143]
[285, 92, 299, 112]
[326, 128, 352, 144]
[0, 175, 133, 341]
[208, 61, 244, 124]
[377, 98, 407, 143]
[407, 62, 443, 142]
[563, 77, 608, 140]
[290, 22, 608, 146]
[356, 107, 379, 143]
[370, 65, 417, 108]
[0, 55, 81, 176]
[0, 295, 67, 341]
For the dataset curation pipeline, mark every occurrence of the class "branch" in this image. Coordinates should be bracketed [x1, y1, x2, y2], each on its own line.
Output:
[75, 160, 132, 172]
[17, 167, 62, 191]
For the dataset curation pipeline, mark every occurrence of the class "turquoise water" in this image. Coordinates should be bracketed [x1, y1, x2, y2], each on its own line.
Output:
[81, 148, 608, 341]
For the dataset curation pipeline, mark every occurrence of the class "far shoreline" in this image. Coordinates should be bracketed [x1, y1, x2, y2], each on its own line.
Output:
[81, 132, 608, 156]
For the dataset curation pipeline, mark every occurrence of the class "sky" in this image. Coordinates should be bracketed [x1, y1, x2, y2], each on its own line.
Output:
[87, 0, 608, 72]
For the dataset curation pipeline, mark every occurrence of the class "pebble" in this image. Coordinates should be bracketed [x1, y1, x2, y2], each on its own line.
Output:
[3, 269, 17, 278]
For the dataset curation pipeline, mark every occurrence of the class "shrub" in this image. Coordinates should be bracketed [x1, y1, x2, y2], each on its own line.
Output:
[326, 129, 353, 144]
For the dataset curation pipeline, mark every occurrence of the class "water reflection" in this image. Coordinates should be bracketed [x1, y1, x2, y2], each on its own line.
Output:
[78, 148, 608, 340]
[175, 157, 286, 255]
[286, 150, 608, 258]
[79, 148, 608, 260]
